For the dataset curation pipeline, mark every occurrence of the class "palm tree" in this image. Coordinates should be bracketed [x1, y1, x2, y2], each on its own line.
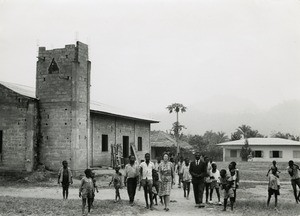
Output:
[166, 103, 187, 155]
[237, 125, 252, 139]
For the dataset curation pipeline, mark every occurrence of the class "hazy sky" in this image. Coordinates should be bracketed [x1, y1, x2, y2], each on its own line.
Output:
[1, 0, 300, 116]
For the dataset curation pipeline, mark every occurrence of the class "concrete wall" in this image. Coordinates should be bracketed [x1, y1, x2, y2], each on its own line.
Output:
[36, 41, 90, 171]
[90, 113, 151, 167]
[0, 84, 38, 171]
[223, 145, 300, 162]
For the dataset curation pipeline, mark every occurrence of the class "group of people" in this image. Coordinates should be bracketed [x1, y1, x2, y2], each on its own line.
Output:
[57, 153, 300, 215]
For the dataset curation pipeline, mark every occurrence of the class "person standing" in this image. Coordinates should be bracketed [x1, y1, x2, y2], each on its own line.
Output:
[181, 158, 192, 199]
[58, 160, 73, 199]
[189, 152, 208, 208]
[158, 153, 175, 211]
[140, 153, 155, 210]
[124, 155, 139, 206]
[287, 160, 300, 203]
[177, 157, 184, 188]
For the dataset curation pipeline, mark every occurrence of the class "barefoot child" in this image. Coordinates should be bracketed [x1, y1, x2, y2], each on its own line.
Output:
[229, 161, 239, 203]
[267, 160, 280, 177]
[109, 166, 123, 202]
[181, 158, 192, 199]
[220, 169, 234, 211]
[58, 160, 73, 199]
[209, 162, 221, 205]
[152, 169, 159, 205]
[79, 169, 94, 215]
[91, 172, 99, 207]
[267, 167, 280, 208]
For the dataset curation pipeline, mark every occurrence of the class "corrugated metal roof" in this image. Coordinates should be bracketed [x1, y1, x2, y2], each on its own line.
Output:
[0, 81, 36, 99]
[217, 138, 300, 146]
[151, 131, 192, 149]
[0, 81, 159, 123]
[90, 101, 159, 123]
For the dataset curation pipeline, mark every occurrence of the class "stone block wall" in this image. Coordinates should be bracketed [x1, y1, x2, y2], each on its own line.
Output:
[36, 41, 90, 171]
[0, 84, 38, 171]
[90, 113, 151, 167]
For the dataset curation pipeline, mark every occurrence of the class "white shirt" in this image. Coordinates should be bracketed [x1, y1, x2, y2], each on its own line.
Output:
[140, 161, 155, 180]
[210, 169, 221, 183]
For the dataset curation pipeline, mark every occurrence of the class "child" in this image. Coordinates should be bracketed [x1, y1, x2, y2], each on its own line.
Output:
[267, 167, 280, 209]
[204, 156, 212, 203]
[138, 160, 145, 191]
[57, 160, 73, 199]
[79, 169, 94, 215]
[209, 162, 221, 205]
[266, 160, 280, 177]
[152, 169, 159, 205]
[181, 158, 192, 199]
[91, 172, 99, 207]
[220, 169, 234, 211]
[229, 161, 239, 203]
[109, 166, 123, 203]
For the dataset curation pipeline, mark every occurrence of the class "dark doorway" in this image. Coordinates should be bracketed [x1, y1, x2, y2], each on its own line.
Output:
[123, 136, 129, 159]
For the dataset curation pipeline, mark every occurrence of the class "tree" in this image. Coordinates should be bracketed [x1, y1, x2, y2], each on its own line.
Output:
[166, 103, 187, 155]
[271, 132, 300, 141]
[240, 139, 252, 161]
[231, 125, 264, 140]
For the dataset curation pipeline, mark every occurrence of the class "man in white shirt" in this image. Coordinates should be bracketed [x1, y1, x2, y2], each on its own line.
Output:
[140, 153, 155, 210]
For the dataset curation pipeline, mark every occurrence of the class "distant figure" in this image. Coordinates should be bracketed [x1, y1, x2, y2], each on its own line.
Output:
[109, 166, 123, 203]
[124, 155, 139, 206]
[181, 158, 192, 199]
[138, 159, 145, 191]
[140, 153, 155, 210]
[266, 160, 280, 178]
[152, 169, 159, 205]
[79, 169, 94, 215]
[209, 162, 221, 205]
[220, 169, 234, 211]
[204, 156, 212, 203]
[91, 172, 99, 207]
[58, 160, 73, 199]
[177, 157, 184, 188]
[229, 161, 239, 203]
[158, 152, 175, 212]
[267, 167, 280, 209]
[287, 160, 300, 203]
[155, 157, 161, 171]
[189, 152, 208, 208]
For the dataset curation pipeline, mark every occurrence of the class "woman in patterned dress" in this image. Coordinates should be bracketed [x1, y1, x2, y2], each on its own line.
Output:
[158, 153, 175, 211]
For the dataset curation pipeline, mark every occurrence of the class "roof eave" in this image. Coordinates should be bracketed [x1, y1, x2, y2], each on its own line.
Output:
[90, 109, 160, 123]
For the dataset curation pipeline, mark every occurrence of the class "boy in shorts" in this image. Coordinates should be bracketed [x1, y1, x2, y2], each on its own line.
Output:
[220, 169, 234, 211]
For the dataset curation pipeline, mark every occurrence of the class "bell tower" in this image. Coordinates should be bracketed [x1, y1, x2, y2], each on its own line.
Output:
[36, 41, 91, 171]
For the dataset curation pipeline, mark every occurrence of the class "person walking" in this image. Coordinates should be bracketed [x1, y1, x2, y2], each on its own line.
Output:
[124, 155, 139, 206]
[287, 160, 300, 203]
[158, 152, 175, 211]
[140, 153, 155, 210]
[189, 152, 208, 208]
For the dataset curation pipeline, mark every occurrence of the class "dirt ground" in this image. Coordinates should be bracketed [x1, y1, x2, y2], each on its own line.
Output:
[1, 178, 299, 216]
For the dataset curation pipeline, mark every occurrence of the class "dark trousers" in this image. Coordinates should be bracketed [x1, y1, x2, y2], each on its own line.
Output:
[192, 179, 205, 204]
[127, 177, 137, 202]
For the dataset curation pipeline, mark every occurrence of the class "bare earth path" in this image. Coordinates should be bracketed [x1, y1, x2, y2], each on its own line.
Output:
[1, 184, 295, 216]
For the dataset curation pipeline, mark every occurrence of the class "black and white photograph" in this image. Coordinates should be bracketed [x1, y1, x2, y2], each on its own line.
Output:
[0, 0, 300, 215]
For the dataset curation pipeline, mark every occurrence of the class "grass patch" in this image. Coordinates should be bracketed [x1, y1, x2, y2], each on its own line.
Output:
[0, 196, 146, 216]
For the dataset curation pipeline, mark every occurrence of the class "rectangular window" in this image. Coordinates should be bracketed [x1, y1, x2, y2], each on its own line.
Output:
[293, 151, 300, 158]
[0, 130, 2, 161]
[138, 137, 142, 151]
[270, 151, 282, 158]
[230, 150, 237, 157]
[102, 134, 108, 152]
[254, 150, 263, 158]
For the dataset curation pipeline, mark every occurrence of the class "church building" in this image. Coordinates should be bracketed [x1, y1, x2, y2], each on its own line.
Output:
[0, 41, 158, 172]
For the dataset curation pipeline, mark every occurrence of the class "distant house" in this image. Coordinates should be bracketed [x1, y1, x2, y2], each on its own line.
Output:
[217, 138, 300, 162]
[150, 131, 192, 160]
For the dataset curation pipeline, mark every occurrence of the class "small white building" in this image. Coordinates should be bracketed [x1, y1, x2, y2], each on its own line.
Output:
[217, 138, 300, 162]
